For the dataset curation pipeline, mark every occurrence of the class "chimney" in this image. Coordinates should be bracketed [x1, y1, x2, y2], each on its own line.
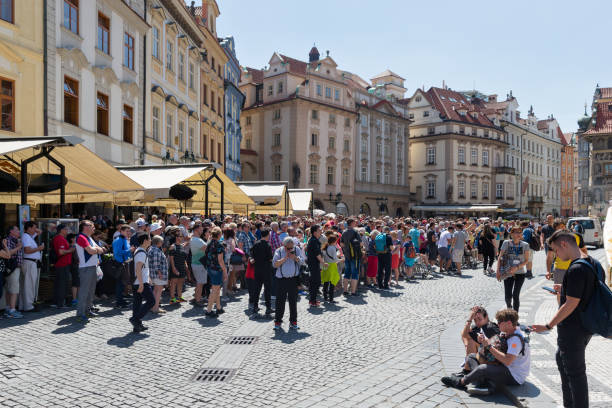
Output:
[488, 94, 497, 103]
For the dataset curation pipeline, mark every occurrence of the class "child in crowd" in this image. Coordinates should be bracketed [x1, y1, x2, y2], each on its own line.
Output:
[321, 234, 342, 303]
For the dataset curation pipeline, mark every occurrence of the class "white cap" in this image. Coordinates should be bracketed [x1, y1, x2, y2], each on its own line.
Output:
[149, 223, 162, 233]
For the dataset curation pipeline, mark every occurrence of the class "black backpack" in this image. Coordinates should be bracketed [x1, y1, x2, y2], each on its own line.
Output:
[573, 257, 612, 338]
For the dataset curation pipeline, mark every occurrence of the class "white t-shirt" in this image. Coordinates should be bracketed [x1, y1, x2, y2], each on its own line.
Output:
[505, 328, 530, 384]
[76, 233, 99, 268]
[438, 230, 452, 248]
[133, 248, 150, 285]
[22, 233, 41, 260]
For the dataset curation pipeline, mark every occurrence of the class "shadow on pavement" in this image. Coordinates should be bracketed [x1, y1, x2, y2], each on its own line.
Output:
[181, 307, 203, 318]
[344, 295, 368, 304]
[107, 332, 150, 348]
[271, 330, 311, 344]
[307, 306, 324, 315]
[323, 303, 344, 312]
[508, 381, 542, 399]
[195, 317, 221, 328]
[378, 291, 401, 298]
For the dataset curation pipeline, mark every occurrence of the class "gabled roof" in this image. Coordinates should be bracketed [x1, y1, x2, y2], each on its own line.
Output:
[598, 87, 612, 99]
[425, 87, 497, 127]
[584, 98, 612, 136]
[370, 99, 398, 115]
[278, 54, 308, 76]
[243, 67, 263, 84]
[559, 129, 569, 145]
[371, 69, 405, 81]
[537, 119, 553, 131]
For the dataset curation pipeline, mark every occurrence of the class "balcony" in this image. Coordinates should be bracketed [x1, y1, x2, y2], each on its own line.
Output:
[528, 196, 544, 204]
[495, 166, 515, 175]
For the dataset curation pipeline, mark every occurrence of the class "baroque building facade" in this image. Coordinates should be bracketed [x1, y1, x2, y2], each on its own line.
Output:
[47, 0, 149, 165]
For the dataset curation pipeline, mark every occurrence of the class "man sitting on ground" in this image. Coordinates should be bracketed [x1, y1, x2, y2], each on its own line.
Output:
[442, 308, 530, 396]
[461, 306, 500, 356]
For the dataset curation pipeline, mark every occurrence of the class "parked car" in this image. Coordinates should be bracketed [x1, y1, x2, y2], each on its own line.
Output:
[567, 217, 603, 248]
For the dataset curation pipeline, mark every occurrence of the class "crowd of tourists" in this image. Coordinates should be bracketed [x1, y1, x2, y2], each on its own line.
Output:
[0, 211, 606, 407]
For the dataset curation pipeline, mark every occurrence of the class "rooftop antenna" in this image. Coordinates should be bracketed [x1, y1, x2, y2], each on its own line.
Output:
[584, 101, 588, 116]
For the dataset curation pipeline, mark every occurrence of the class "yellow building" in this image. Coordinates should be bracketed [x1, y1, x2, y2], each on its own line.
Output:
[0, 0, 44, 137]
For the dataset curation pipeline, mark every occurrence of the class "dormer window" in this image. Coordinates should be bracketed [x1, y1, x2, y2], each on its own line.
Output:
[423, 111, 429, 117]
[415, 96, 422, 102]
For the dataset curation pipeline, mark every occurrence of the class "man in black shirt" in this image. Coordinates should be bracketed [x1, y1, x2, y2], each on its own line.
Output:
[540, 214, 555, 255]
[533, 230, 597, 408]
[341, 218, 362, 296]
[377, 226, 394, 290]
[306, 225, 326, 306]
[249, 229, 274, 316]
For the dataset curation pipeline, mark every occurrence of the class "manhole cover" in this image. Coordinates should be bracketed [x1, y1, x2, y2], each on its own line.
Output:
[226, 336, 258, 345]
[192, 368, 236, 383]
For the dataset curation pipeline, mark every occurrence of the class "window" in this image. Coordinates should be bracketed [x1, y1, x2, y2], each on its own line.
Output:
[0, 0, 13, 24]
[428, 126, 435, 135]
[344, 117, 350, 128]
[188, 127, 194, 152]
[397, 168, 402, 184]
[312, 110, 318, 120]
[459, 126, 465, 134]
[245, 116, 251, 125]
[470, 181, 477, 198]
[426, 181, 435, 198]
[484, 130, 489, 138]
[458, 147, 465, 164]
[325, 87, 331, 99]
[63, 0, 78, 34]
[423, 111, 429, 117]
[122, 105, 133, 144]
[327, 135, 335, 150]
[311, 133, 318, 146]
[202, 84, 208, 105]
[166, 113, 173, 146]
[426, 146, 435, 164]
[471, 148, 478, 165]
[361, 115, 367, 126]
[327, 166, 335, 185]
[343, 139, 350, 152]
[273, 109, 281, 120]
[152, 106, 160, 141]
[210, 139, 214, 160]
[335, 89, 340, 101]
[0, 77, 14, 131]
[211, 91, 215, 111]
[245, 137, 252, 149]
[361, 166, 367, 181]
[152, 26, 160, 59]
[376, 142, 382, 156]
[409, 113, 414, 119]
[273, 165, 281, 181]
[268, 85, 273, 96]
[458, 180, 465, 198]
[97, 13, 110, 54]
[211, 57, 215, 71]
[329, 113, 336, 124]
[384, 169, 390, 184]
[309, 164, 318, 184]
[605, 164, 612, 175]
[277, 81, 283, 94]
[361, 138, 367, 153]
[496, 183, 504, 199]
[123, 33, 134, 70]
[178, 120, 184, 150]
[178, 52, 184, 81]
[218, 97, 221, 116]
[96, 92, 108, 135]
[376, 167, 381, 183]
[63, 76, 79, 126]
[273, 132, 281, 147]
[166, 40, 173, 71]
[482, 150, 489, 166]
[316, 84, 322, 96]
[482, 182, 489, 199]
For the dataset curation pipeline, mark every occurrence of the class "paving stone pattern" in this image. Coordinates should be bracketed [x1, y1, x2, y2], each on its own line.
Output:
[0, 249, 607, 407]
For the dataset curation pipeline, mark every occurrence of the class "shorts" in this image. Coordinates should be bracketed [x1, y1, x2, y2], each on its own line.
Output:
[552, 268, 566, 284]
[4, 267, 20, 294]
[152, 278, 168, 286]
[208, 269, 223, 286]
[391, 254, 400, 269]
[343, 259, 359, 280]
[452, 249, 463, 263]
[427, 245, 438, 258]
[191, 264, 208, 284]
[438, 247, 450, 261]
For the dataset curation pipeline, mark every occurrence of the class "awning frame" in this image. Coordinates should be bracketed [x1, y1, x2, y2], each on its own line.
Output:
[181, 166, 224, 218]
[237, 181, 290, 216]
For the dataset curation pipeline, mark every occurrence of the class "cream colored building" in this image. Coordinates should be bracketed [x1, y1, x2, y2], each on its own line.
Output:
[0, 0, 44, 138]
[145, 0, 203, 164]
[408, 86, 514, 217]
[240, 47, 357, 214]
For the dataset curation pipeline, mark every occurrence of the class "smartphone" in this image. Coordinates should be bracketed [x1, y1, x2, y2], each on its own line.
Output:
[542, 286, 557, 294]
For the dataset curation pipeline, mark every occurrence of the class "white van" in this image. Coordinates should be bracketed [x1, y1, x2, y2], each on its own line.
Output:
[567, 217, 603, 248]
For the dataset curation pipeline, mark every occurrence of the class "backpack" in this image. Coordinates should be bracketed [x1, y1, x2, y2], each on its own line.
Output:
[572, 258, 612, 338]
[526, 228, 541, 251]
[574, 223, 584, 234]
[404, 241, 416, 259]
[375, 233, 387, 254]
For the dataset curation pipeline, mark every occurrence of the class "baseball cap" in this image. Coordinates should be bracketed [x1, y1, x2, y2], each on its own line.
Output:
[135, 219, 147, 227]
[149, 223, 162, 233]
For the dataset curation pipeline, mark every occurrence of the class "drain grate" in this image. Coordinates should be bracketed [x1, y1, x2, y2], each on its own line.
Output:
[226, 336, 258, 345]
[192, 368, 236, 383]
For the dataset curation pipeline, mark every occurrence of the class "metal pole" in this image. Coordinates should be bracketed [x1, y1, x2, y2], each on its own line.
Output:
[519, 134, 523, 213]
[220, 172, 224, 216]
[204, 179, 209, 219]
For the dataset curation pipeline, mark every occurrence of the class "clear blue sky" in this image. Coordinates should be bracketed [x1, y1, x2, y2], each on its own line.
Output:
[199, 0, 610, 133]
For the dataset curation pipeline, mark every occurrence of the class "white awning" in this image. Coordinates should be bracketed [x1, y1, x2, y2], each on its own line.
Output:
[237, 183, 285, 204]
[0, 138, 61, 155]
[288, 189, 312, 214]
[119, 165, 208, 200]
[412, 205, 500, 212]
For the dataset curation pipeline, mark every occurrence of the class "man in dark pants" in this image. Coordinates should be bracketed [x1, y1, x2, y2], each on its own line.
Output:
[272, 237, 304, 330]
[306, 225, 326, 306]
[532, 230, 597, 408]
[249, 228, 274, 316]
[112, 225, 133, 308]
[377, 226, 393, 290]
[130, 232, 155, 333]
[51, 224, 75, 308]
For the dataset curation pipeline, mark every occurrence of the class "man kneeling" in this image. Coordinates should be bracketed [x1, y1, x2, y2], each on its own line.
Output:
[443, 308, 530, 395]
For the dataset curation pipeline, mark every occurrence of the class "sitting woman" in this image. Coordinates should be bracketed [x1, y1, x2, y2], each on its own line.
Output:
[442, 308, 531, 396]
[460, 306, 500, 356]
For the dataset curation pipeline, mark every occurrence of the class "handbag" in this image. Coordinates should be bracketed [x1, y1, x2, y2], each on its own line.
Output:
[230, 249, 244, 265]
[96, 265, 104, 281]
[245, 262, 255, 279]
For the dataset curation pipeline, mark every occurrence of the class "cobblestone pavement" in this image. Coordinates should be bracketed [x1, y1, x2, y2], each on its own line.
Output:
[0, 249, 608, 407]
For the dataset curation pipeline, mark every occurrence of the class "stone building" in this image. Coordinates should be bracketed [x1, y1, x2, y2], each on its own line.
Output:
[582, 85, 612, 216]
[46, 0, 149, 165]
[576, 109, 592, 215]
[407, 86, 514, 217]
[560, 133, 576, 217]
[240, 47, 357, 214]
[0, 0, 44, 138]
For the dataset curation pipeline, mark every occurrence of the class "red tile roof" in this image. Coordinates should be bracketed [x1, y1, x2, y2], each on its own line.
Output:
[243, 67, 263, 84]
[559, 129, 569, 145]
[425, 87, 496, 127]
[584, 99, 612, 135]
[278, 54, 308, 76]
[537, 119, 552, 130]
[599, 87, 612, 99]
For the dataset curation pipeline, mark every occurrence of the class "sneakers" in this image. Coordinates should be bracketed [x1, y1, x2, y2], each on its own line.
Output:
[273, 321, 282, 331]
[289, 322, 299, 330]
[204, 310, 217, 318]
[215, 308, 225, 315]
[177, 297, 187, 303]
[441, 375, 465, 390]
[70, 299, 78, 307]
[467, 383, 494, 396]
[309, 301, 321, 307]
[4, 309, 23, 319]
[169, 297, 178, 304]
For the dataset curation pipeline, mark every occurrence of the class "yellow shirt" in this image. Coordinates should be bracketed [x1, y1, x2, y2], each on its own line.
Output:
[553, 234, 581, 270]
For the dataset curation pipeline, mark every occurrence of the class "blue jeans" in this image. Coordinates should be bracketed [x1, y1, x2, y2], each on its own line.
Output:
[344, 259, 359, 280]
